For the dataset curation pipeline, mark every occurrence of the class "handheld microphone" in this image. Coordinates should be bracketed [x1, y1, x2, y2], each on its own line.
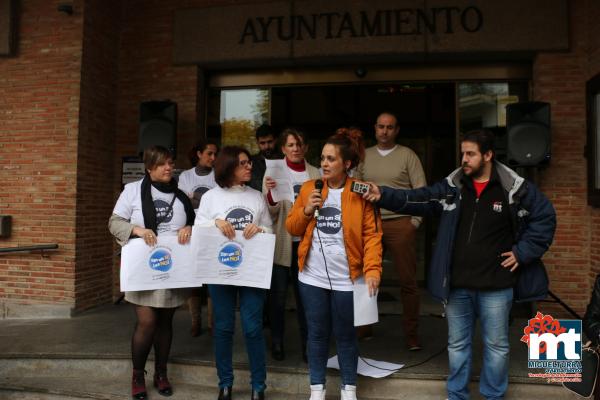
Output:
[314, 179, 324, 218]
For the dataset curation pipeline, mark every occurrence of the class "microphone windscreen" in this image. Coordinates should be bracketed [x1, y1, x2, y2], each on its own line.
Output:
[315, 179, 324, 191]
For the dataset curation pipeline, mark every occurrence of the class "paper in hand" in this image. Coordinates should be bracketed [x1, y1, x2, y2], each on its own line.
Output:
[353, 276, 379, 326]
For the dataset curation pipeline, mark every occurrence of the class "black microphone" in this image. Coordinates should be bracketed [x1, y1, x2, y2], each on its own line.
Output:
[314, 179, 324, 218]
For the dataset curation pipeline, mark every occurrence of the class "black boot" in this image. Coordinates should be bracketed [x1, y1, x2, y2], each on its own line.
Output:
[218, 386, 232, 400]
[250, 389, 265, 400]
[271, 342, 284, 361]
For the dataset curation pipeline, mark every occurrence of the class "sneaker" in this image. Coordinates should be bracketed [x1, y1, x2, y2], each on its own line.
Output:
[340, 384, 357, 400]
[309, 384, 326, 400]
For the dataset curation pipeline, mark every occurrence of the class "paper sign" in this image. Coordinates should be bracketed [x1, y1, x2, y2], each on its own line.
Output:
[120, 236, 196, 291]
[353, 276, 379, 326]
[265, 159, 294, 203]
[191, 226, 275, 289]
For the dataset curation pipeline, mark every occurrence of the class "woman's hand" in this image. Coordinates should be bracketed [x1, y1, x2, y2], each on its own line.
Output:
[265, 176, 277, 190]
[242, 223, 262, 240]
[133, 226, 157, 247]
[366, 276, 380, 297]
[215, 219, 236, 240]
[177, 225, 192, 244]
[363, 183, 381, 203]
[303, 189, 322, 217]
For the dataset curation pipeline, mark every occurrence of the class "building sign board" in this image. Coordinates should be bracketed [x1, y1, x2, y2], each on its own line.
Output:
[174, 0, 568, 66]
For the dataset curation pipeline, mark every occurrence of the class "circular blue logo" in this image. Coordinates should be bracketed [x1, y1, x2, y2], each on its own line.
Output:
[316, 207, 342, 234]
[154, 199, 174, 223]
[148, 248, 173, 272]
[225, 208, 253, 230]
[219, 243, 243, 268]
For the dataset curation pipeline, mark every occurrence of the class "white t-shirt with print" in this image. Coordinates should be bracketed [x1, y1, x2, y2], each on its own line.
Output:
[195, 185, 272, 233]
[177, 168, 217, 209]
[113, 179, 187, 236]
[299, 187, 352, 291]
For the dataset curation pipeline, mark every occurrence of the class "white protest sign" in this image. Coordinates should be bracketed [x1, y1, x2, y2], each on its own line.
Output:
[191, 226, 275, 289]
[120, 236, 196, 291]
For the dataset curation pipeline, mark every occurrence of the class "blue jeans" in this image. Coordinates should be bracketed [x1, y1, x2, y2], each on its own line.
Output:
[446, 287, 513, 400]
[208, 284, 266, 392]
[298, 281, 357, 386]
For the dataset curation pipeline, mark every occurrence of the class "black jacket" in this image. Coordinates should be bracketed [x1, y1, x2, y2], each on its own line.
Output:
[451, 166, 516, 289]
[584, 275, 600, 344]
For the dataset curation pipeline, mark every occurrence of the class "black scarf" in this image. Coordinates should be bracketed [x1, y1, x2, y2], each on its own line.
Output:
[141, 174, 195, 235]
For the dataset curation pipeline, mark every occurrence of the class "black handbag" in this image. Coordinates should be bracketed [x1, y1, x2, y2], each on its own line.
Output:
[562, 345, 599, 398]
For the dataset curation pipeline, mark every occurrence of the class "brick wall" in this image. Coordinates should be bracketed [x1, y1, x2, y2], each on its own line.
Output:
[74, 0, 120, 311]
[532, 0, 600, 316]
[0, 0, 84, 316]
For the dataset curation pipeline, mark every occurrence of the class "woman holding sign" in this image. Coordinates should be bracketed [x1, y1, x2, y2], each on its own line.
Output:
[108, 145, 195, 400]
[286, 129, 382, 400]
[195, 146, 272, 400]
[263, 128, 320, 362]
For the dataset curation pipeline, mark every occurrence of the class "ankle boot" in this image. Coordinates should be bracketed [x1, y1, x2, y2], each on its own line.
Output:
[131, 369, 147, 400]
[188, 296, 202, 337]
[250, 389, 264, 400]
[218, 386, 232, 400]
[309, 384, 326, 400]
[340, 384, 357, 400]
[153, 364, 173, 396]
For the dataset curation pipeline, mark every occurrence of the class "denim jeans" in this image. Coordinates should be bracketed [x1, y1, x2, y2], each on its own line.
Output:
[298, 281, 357, 386]
[269, 242, 307, 348]
[446, 287, 513, 400]
[208, 284, 266, 392]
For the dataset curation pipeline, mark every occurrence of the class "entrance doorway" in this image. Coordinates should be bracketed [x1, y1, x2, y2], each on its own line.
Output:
[206, 77, 530, 285]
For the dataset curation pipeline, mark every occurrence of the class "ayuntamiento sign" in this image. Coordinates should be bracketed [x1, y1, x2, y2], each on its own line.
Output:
[173, 0, 568, 67]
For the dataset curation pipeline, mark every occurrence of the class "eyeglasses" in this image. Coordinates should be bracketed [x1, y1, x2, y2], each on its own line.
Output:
[239, 159, 253, 167]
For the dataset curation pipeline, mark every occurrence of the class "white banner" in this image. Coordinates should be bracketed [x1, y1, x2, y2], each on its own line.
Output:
[191, 226, 275, 289]
[120, 236, 196, 292]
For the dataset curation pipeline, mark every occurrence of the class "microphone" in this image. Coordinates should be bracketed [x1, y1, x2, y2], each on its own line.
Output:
[314, 179, 324, 218]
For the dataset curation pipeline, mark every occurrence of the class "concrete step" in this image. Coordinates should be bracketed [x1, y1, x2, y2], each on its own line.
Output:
[0, 357, 582, 400]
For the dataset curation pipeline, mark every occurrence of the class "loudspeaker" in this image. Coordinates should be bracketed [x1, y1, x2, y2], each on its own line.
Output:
[139, 100, 177, 156]
[506, 101, 551, 166]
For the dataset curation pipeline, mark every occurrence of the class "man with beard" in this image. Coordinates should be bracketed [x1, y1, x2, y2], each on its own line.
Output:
[248, 124, 278, 192]
[363, 129, 556, 400]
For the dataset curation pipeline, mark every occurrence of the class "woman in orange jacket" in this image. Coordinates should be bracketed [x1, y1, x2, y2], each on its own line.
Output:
[285, 128, 382, 400]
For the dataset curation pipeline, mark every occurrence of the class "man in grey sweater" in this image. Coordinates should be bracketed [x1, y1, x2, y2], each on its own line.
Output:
[356, 112, 427, 350]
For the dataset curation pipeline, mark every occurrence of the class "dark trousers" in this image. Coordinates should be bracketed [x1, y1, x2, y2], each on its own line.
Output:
[269, 242, 307, 349]
[382, 217, 420, 345]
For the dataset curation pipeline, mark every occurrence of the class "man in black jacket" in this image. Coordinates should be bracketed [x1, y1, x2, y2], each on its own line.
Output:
[364, 129, 556, 400]
[248, 124, 277, 192]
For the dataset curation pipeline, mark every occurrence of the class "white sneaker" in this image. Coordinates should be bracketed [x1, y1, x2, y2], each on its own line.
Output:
[340, 384, 357, 400]
[309, 384, 326, 400]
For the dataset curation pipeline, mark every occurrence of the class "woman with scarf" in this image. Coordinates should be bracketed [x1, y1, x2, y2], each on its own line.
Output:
[109, 146, 195, 400]
[263, 128, 320, 362]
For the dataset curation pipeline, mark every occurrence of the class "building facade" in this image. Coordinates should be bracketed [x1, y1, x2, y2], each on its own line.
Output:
[0, 0, 599, 318]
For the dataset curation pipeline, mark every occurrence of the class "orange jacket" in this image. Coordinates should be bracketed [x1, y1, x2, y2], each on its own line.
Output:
[285, 178, 383, 282]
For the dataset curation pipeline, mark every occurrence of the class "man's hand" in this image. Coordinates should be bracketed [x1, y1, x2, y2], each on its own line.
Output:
[500, 251, 519, 272]
[363, 183, 381, 203]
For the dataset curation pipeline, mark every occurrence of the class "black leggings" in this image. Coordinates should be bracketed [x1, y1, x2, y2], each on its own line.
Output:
[131, 305, 177, 370]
